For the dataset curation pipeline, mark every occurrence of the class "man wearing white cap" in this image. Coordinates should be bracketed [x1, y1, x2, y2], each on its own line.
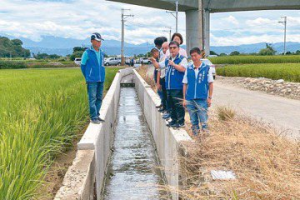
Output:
[81, 33, 106, 124]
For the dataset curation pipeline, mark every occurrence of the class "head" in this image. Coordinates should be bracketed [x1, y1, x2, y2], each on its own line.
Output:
[154, 36, 168, 49]
[91, 32, 104, 50]
[162, 42, 169, 54]
[151, 48, 159, 59]
[169, 41, 180, 57]
[171, 33, 183, 45]
[190, 47, 203, 63]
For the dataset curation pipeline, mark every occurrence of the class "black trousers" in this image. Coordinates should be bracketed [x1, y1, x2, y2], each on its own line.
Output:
[167, 89, 185, 124]
[160, 77, 168, 110]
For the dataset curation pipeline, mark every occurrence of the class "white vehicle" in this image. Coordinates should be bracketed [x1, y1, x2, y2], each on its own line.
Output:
[141, 58, 151, 65]
[201, 59, 216, 79]
[74, 58, 81, 65]
[104, 57, 121, 66]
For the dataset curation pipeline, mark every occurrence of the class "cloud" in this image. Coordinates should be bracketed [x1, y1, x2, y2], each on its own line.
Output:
[0, 0, 299, 46]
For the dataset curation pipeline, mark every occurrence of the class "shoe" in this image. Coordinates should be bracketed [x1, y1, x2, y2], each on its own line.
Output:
[170, 123, 179, 128]
[156, 104, 162, 108]
[91, 119, 101, 124]
[167, 120, 177, 127]
[162, 113, 170, 119]
[158, 108, 165, 112]
[202, 128, 210, 135]
[177, 123, 185, 128]
[98, 117, 105, 122]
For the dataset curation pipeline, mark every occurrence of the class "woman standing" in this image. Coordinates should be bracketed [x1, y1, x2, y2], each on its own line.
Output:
[171, 33, 187, 58]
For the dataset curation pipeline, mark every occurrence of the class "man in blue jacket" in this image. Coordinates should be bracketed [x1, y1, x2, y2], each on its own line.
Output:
[183, 47, 214, 135]
[165, 41, 188, 128]
[81, 33, 106, 124]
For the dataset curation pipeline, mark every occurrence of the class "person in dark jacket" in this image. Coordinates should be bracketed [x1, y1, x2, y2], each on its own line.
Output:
[81, 33, 106, 124]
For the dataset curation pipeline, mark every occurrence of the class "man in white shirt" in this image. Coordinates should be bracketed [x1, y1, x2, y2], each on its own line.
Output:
[183, 47, 214, 135]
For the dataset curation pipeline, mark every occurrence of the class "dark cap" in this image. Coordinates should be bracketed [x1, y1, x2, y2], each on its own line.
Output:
[91, 32, 104, 41]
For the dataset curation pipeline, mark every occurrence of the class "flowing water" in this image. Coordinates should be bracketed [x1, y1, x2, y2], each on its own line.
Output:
[103, 87, 168, 200]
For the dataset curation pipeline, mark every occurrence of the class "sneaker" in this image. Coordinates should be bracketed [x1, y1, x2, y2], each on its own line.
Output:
[170, 123, 179, 128]
[162, 113, 170, 119]
[156, 104, 162, 108]
[158, 108, 165, 112]
[202, 128, 210, 135]
[192, 129, 200, 136]
[167, 120, 177, 127]
[177, 123, 185, 128]
[91, 119, 101, 124]
[98, 117, 105, 122]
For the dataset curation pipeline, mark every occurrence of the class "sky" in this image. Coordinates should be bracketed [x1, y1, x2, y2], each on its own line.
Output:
[0, 0, 300, 46]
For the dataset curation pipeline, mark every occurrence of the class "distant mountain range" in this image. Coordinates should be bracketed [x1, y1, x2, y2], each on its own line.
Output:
[2, 34, 300, 56]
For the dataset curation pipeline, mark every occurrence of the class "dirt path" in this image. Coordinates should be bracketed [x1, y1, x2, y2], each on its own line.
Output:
[212, 81, 300, 139]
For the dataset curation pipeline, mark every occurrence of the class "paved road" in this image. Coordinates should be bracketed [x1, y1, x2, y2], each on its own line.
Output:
[146, 65, 300, 139]
[212, 81, 300, 139]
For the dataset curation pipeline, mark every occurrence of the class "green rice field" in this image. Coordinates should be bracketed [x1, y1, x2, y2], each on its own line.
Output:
[210, 55, 300, 64]
[216, 63, 300, 82]
[0, 67, 119, 199]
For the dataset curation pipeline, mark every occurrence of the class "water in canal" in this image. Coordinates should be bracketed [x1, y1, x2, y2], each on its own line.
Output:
[103, 87, 169, 200]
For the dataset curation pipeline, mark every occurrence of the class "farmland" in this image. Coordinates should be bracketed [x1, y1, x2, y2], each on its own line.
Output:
[216, 63, 300, 82]
[210, 55, 300, 64]
[0, 67, 119, 199]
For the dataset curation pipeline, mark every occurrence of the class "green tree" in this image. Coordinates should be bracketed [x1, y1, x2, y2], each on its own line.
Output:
[259, 43, 276, 56]
[230, 51, 240, 56]
[210, 51, 218, 56]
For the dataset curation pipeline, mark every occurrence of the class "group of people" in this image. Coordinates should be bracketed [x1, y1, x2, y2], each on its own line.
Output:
[80, 32, 214, 136]
[150, 33, 214, 135]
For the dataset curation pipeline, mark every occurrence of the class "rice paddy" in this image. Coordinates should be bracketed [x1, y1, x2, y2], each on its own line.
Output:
[0, 67, 120, 199]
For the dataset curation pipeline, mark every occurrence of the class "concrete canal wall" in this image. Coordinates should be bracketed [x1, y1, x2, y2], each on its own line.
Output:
[55, 68, 192, 200]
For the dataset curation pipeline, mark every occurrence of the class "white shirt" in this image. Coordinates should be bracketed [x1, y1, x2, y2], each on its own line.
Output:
[159, 54, 187, 78]
[182, 62, 214, 84]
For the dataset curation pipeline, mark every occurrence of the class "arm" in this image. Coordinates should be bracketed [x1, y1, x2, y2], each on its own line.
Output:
[80, 51, 88, 78]
[183, 84, 187, 107]
[169, 58, 187, 72]
[207, 82, 213, 107]
[156, 71, 161, 90]
[150, 57, 160, 69]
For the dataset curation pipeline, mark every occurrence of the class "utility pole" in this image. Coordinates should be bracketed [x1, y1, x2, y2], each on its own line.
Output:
[279, 16, 287, 55]
[163, 26, 172, 41]
[166, 0, 179, 33]
[198, 0, 205, 52]
[121, 8, 134, 65]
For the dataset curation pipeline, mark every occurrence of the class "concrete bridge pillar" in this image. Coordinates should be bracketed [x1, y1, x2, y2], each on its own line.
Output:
[185, 9, 201, 55]
[204, 9, 210, 57]
[185, 0, 210, 57]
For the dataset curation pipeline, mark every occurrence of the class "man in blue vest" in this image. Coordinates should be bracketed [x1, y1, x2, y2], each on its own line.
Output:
[165, 41, 188, 128]
[183, 47, 214, 135]
[80, 33, 106, 124]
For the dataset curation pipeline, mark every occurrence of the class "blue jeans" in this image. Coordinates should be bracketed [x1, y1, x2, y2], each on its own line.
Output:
[186, 99, 208, 130]
[87, 82, 104, 120]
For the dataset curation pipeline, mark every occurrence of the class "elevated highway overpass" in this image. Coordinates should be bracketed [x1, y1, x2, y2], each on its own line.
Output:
[107, 0, 300, 56]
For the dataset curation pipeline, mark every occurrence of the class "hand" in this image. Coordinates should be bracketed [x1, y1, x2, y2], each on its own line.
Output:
[168, 60, 175, 66]
[156, 83, 161, 91]
[207, 98, 212, 107]
[150, 57, 156, 63]
[183, 99, 187, 108]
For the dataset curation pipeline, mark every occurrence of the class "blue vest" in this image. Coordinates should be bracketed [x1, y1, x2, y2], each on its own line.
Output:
[81, 49, 105, 82]
[165, 54, 185, 90]
[185, 63, 210, 100]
